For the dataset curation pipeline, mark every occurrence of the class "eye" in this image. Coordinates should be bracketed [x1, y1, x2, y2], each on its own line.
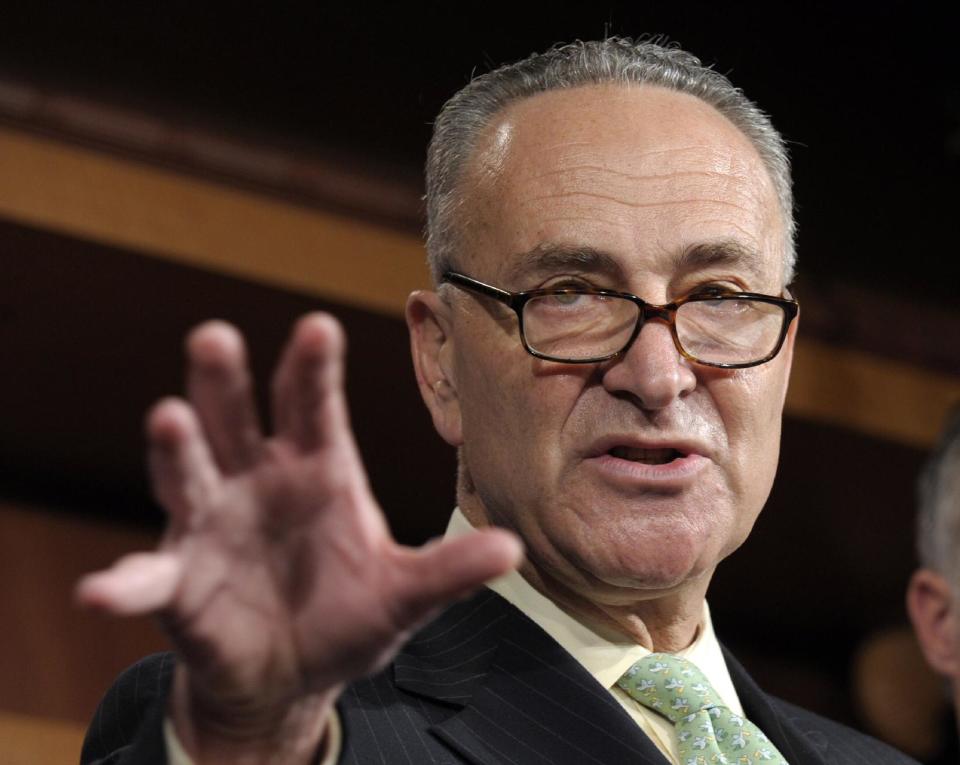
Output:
[550, 291, 584, 306]
[535, 289, 596, 311]
[537, 277, 596, 307]
[527, 285, 601, 316]
[689, 283, 738, 298]
[707, 297, 751, 313]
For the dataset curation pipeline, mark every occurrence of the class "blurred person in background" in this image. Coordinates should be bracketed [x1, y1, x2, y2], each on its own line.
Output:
[908, 408, 960, 764]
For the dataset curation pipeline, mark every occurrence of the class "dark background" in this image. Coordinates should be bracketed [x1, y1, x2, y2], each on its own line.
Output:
[0, 1, 957, 302]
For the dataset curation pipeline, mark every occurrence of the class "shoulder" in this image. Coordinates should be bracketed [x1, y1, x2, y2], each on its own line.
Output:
[81, 652, 175, 765]
[721, 645, 919, 764]
[769, 696, 920, 764]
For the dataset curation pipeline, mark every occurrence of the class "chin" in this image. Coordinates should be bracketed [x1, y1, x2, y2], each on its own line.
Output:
[563, 540, 716, 600]
[607, 560, 708, 594]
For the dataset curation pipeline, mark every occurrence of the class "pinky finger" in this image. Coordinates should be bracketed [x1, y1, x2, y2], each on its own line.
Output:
[75, 551, 183, 616]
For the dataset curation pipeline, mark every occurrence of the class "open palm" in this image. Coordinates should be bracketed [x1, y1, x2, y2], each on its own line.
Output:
[78, 314, 521, 760]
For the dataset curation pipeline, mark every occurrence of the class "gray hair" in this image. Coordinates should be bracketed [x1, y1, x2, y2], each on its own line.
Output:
[425, 37, 796, 285]
[917, 408, 960, 584]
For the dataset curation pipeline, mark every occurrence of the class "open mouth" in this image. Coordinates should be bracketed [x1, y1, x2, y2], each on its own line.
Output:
[608, 446, 685, 465]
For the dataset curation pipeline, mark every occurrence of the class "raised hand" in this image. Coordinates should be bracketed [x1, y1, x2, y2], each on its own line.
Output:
[76, 314, 522, 763]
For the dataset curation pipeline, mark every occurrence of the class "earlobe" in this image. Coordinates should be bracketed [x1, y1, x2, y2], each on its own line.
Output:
[406, 290, 463, 446]
[907, 568, 960, 678]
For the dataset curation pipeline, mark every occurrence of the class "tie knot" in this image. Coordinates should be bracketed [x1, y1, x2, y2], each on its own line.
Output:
[617, 653, 789, 763]
[617, 653, 722, 723]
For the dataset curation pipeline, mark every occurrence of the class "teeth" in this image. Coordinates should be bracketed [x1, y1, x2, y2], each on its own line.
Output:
[610, 447, 681, 465]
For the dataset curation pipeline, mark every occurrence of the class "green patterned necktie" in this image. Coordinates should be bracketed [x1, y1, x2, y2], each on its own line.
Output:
[617, 653, 789, 765]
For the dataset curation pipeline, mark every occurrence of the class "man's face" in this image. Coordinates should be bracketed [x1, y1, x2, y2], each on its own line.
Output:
[439, 84, 795, 605]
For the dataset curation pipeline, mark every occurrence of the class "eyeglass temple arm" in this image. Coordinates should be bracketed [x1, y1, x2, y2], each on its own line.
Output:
[442, 272, 516, 307]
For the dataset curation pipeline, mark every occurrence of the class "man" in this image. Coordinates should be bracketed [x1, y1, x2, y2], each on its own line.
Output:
[908, 410, 960, 762]
[78, 38, 916, 764]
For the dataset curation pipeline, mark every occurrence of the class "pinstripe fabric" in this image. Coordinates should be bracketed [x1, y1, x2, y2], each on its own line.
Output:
[720, 648, 918, 765]
[339, 590, 667, 765]
[81, 651, 171, 765]
[81, 590, 919, 764]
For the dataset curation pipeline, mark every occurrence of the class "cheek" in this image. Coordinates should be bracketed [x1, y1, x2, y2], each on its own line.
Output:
[456, 350, 589, 491]
[455, 339, 536, 473]
[710, 367, 786, 504]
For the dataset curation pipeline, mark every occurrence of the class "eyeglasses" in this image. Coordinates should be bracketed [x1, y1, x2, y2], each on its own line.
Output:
[442, 271, 799, 369]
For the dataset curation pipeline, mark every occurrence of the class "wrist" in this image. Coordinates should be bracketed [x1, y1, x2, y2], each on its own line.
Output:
[169, 665, 341, 765]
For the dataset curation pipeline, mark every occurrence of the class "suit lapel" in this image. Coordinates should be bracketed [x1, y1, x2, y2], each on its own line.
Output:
[395, 590, 669, 765]
[723, 647, 831, 765]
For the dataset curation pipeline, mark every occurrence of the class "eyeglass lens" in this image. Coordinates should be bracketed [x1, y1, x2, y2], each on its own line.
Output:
[522, 294, 785, 364]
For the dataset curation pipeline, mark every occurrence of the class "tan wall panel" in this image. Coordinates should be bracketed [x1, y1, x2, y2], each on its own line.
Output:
[0, 502, 166, 726]
[0, 711, 86, 765]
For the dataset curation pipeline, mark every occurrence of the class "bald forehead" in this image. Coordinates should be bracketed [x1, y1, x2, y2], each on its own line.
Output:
[473, 84, 773, 198]
[459, 84, 786, 287]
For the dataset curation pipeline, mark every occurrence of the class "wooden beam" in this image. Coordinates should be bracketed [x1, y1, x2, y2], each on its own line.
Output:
[0, 126, 430, 318]
[788, 338, 960, 449]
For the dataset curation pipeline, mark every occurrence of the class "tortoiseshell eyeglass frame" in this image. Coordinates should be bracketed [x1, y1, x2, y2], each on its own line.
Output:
[442, 271, 799, 369]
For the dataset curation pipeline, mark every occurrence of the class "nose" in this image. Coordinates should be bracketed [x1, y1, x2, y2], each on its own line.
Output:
[600, 320, 697, 409]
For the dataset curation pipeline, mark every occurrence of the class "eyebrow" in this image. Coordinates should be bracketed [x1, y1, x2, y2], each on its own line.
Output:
[500, 239, 768, 289]
[502, 243, 624, 285]
[673, 241, 766, 281]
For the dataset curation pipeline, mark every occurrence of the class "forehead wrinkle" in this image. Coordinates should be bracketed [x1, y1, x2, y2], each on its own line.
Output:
[529, 165, 760, 191]
[522, 162, 764, 213]
[536, 215, 638, 233]
[688, 218, 758, 242]
[535, 142, 743, 163]
[526, 190, 760, 213]
[529, 144, 764, 182]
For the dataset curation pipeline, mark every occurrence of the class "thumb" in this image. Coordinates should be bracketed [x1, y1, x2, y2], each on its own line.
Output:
[392, 529, 524, 626]
[76, 551, 183, 616]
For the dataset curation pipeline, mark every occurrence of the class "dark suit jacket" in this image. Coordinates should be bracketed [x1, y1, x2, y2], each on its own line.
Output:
[81, 590, 918, 764]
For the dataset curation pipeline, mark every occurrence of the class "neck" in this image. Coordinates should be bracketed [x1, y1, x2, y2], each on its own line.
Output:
[517, 558, 710, 653]
[457, 498, 712, 653]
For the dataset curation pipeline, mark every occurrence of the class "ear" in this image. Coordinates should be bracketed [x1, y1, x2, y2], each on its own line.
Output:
[406, 290, 463, 446]
[774, 309, 799, 409]
[907, 568, 960, 678]
[783, 308, 799, 366]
